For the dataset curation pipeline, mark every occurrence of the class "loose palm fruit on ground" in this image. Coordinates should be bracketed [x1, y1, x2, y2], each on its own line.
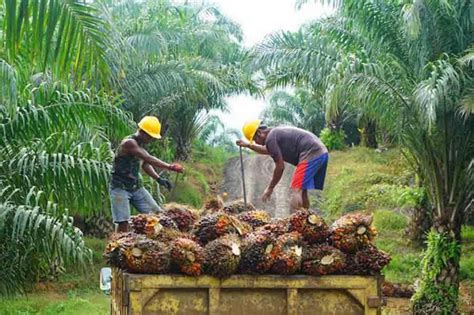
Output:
[238, 210, 271, 229]
[123, 238, 170, 273]
[170, 238, 204, 276]
[222, 199, 256, 214]
[104, 232, 138, 269]
[203, 235, 241, 278]
[194, 212, 251, 245]
[202, 196, 224, 215]
[330, 213, 377, 253]
[270, 232, 304, 275]
[382, 281, 415, 298]
[239, 231, 276, 274]
[288, 210, 329, 244]
[301, 244, 346, 275]
[163, 203, 199, 232]
[256, 217, 290, 238]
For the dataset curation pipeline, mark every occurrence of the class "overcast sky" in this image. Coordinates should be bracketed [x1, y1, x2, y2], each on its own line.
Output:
[181, 0, 333, 133]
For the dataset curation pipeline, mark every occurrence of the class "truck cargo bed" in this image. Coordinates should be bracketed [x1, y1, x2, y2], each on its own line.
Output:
[111, 268, 383, 315]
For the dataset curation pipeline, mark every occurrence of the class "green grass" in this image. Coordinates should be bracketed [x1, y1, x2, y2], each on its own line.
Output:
[321, 147, 474, 287]
[0, 238, 109, 315]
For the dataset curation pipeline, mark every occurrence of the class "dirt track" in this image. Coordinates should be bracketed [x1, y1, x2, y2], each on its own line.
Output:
[220, 153, 295, 218]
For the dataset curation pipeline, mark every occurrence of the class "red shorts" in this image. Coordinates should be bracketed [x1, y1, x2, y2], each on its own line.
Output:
[290, 153, 328, 190]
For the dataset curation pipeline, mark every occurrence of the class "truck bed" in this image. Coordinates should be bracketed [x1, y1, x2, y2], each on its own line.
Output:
[111, 268, 384, 315]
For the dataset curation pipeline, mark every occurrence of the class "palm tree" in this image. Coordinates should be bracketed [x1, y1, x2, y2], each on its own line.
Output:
[104, 0, 257, 160]
[0, 0, 133, 295]
[261, 89, 326, 135]
[258, 0, 473, 312]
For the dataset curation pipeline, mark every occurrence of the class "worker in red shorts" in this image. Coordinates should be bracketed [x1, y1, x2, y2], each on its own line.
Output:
[236, 120, 328, 212]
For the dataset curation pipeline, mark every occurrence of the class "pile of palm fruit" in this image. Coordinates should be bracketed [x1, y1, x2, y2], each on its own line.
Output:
[104, 198, 391, 278]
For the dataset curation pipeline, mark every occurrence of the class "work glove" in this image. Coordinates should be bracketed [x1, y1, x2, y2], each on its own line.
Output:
[169, 163, 184, 173]
[156, 177, 173, 191]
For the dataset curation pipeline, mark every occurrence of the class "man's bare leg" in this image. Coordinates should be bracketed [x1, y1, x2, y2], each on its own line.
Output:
[290, 189, 303, 212]
[302, 189, 310, 209]
[116, 221, 129, 233]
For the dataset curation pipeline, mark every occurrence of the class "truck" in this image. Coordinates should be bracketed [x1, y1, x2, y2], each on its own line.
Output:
[109, 267, 385, 315]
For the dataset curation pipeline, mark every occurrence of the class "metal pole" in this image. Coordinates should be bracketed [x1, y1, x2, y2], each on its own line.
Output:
[239, 146, 247, 206]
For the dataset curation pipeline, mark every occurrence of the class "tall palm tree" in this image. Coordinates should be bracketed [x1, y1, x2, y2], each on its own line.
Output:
[258, 0, 473, 312]
[104, 0, 257, 160]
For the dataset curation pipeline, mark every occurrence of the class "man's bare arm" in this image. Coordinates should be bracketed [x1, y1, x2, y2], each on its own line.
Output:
[122, 139, 171, 170]
[142, 163, 160, 180]
[268, 158, 285, 189]
[248, 143, 269, 155]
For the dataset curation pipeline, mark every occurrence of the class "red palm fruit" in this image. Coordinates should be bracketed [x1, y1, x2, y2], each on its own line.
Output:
[330, 213, 378, 253]
[222, 199, 256, 214]
[170, 238, 204, 276]
[194, 212, 251, 245]
[289, 210, 330, 244]
[203, 235, 241, 278]
[301, 244, 346, 275]
[239, 231, 276, 274]
[238, 210, 271, 229]
[163, 203, 199, 232]
[270, 232, 304, 275]
[122, 238, 170, 274]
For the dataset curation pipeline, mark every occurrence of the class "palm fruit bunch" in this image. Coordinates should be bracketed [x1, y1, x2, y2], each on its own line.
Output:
[203, 235, 241, 278]
[301, 244, 346, 276]
[330, 213, 377, 253]
[270, 232, 304, 275]
[194, 212, 251, 245]
[288, 210, 330, 244]
[202, 196, 224, 215]
[237, 210, 271, 229]
[255, 217, 289, 238]
[104, 232, 137, 268]
[239, 230, 276, 274]
[344, 245, 391, 275]
[131, 214, 178, 234]
[222, 199, 256, 214]
[170, 238, 204, 276]
[122, 238, 170, 274]
[163, 203, 199, 232]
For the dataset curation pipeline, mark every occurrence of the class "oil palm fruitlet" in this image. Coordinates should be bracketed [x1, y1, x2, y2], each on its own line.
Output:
[222, 199, 256, 214]
[330, 213, 377, 253]
[270, 232, 304, 275]
[301, 244, 346, 276]
[203, 235, 242, 278]
[170, 238, 204, 276]
[194, 212, 251, 244]
[239, 231, 276, 274]
[237, 210, 271, 229]
[163, 203, 199, 232]
[122, 238, 171, 274]
[289, 210, 330, 244]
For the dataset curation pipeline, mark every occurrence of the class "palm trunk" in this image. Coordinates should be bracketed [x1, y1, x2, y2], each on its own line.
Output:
[361, 120, 377, 148]
[412, 212, 462, 315]
[405, 203, 432, 246]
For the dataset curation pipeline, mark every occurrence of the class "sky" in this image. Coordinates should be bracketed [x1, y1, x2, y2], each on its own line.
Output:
[202, 0, 333, 133]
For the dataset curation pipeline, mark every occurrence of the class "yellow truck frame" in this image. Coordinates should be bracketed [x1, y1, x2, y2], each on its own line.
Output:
[111, 268, 384, 315]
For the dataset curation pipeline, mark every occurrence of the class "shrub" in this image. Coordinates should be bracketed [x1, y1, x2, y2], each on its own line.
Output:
[320, 128, 345, 150]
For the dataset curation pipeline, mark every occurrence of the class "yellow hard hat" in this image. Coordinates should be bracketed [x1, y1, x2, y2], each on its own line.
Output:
[138, 116, 162, 139]
[242, 119, 261, 143]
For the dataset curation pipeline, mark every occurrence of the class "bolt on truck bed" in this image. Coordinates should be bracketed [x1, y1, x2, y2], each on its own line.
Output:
[111, 268, 384, 315]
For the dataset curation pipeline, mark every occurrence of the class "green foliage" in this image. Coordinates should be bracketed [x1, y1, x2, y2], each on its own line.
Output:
[0, 199, 91, 296]
[319, 128, 345, 150]
[412, 232, 461, 314]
